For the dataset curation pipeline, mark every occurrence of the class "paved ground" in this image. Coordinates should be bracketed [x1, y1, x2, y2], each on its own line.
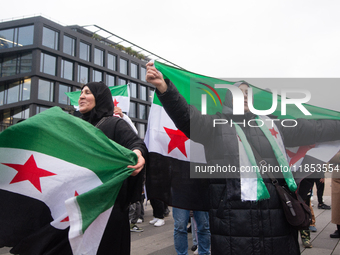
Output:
[1, 177, 339, 254]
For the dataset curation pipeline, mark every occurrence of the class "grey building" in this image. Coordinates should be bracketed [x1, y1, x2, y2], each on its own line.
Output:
[0, 16, 156, 138]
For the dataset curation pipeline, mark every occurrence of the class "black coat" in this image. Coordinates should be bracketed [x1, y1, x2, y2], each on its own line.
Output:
[157, 79, 340, 255]
[96, 116, 147, 254]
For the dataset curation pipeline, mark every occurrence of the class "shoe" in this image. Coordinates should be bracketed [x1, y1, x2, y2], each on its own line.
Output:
[191, 245, 197, 251]
[302, 239, 313, 248]
[137, 218, 143, 224]
[154, 218, 165, 227]
[194, 248, 198, 254]
[309, 226, 317, 232]
[130, 224, 143, 232]
[318, 203, 331, 210]
[164, 207, 170, 217]
[330, 230, 340, 238]
[149, 218, 159, 224]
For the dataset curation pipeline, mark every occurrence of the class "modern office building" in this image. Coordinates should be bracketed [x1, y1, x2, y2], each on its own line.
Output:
[0, 15, 161, 138]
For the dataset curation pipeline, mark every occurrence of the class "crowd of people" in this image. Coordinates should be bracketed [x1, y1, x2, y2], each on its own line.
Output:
[78, 66, 340, 254]
[7, 64, 340, 254]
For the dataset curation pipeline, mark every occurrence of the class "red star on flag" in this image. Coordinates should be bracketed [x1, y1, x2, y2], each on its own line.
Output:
[113, 98, 119, 107]
[269, 127, 279, 138]
[286, 144, 316, 166]
[2, 155, 56, 193]
[61, 191, 79, 222]
[164, 127, 189, 157]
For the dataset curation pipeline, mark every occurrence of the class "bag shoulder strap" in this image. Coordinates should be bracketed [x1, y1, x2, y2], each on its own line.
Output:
[95, 116, 109, 128]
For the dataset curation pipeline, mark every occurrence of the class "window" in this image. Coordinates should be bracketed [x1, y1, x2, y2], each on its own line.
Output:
[0, 85, 4, 106]
[118, 78, 126, 85]
[93, 70, 102, 82]
[42, 27, 59, 50]
[13, 108, 30, 124]
[129, 102, 136, 118]
[79, 42, 90, 61]
[119, 58, 128, 75]
[0, 53, 32, 77]
[78, 65, 88, 84]
[20, 53, 32, 73]
[131, 63, 138, 78]
[106, 74, 115, 86]
[38, 79, 54, 102]
[1, 56, 17, 77]
[40, 53, 56, 76]
[130, 82, 137, 98]
[6, 79, 31, 104]
[94, 48, 104, 66]
[0, 25, 34, 49]
[61, 59, 73, 80]
[137, 123, 146, 139]
[18, 26, 34, 46]
[7, 82, 20, 104]
[139, 85, 147, 100]
[107, 53, 116, 71]
[141, 66, 146, 82]
[59, 84, 71, 104]
[139, 104, 146, 119]
[149, 88, 155, 102]
[63, 35, 75, 56]
[36, 106, 49, 113]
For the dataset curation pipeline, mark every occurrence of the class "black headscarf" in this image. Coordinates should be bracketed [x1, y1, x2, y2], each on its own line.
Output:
[81, 81, 114, 126]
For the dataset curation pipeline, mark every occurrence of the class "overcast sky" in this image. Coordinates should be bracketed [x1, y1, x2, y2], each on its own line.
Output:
[2, 0, 340, 111]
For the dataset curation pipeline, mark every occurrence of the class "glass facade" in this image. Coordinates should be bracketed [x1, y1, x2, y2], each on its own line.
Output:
[0, 53, 32, 77]
[93, 70, 102, 82]
[118, 78, 126, 85]
[119, 58, 127, 75]
[42, 27, 59, 50]
[38, 79, 54, 102]
[141, 66, 146, 82]
[137, 123, 146, 139]
[61, 59, 73, 80]
[58, 84, 71, 104]
[130, 82, 137, 98]
[131, 62, 138, 78]
[149, 88, 155, 102]
[107, 53, 116, 71]
[139, 104, 146, 119]
[40, 53, 56, 76]
[0, 25, 34, 48]
[94, 48, 104, 66]
[129, 102, 136, 118]
[0, 79, 31, 105]
[0, 18, 150, 135]
[139, 85, 147, 100]
[63, 35, 76, 56]
[78, 65, 89, 84]
[106, 74, 115, 86]
[79, 41, 90, 61]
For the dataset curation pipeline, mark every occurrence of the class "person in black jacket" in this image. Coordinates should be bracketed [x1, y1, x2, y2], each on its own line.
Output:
[146, 62, 340, 255]
[79, 81, 147, 254]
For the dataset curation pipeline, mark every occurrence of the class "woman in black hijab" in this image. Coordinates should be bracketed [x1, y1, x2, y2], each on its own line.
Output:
[79, 82, 147, 254]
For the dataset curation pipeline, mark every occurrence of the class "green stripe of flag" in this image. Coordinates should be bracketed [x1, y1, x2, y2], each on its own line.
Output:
[154, 61, 340, 120]
[0, 107, 137, 183]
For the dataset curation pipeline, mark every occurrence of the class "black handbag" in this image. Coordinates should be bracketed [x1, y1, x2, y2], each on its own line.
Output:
[250, 144, 312, 230]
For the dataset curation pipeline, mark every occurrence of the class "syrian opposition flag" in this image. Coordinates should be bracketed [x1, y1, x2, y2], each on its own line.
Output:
[286, 141, 340, 182]
[66, 84, 130, 115]
[145, 61, 340, 210]
[0, 107, 137, 254]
